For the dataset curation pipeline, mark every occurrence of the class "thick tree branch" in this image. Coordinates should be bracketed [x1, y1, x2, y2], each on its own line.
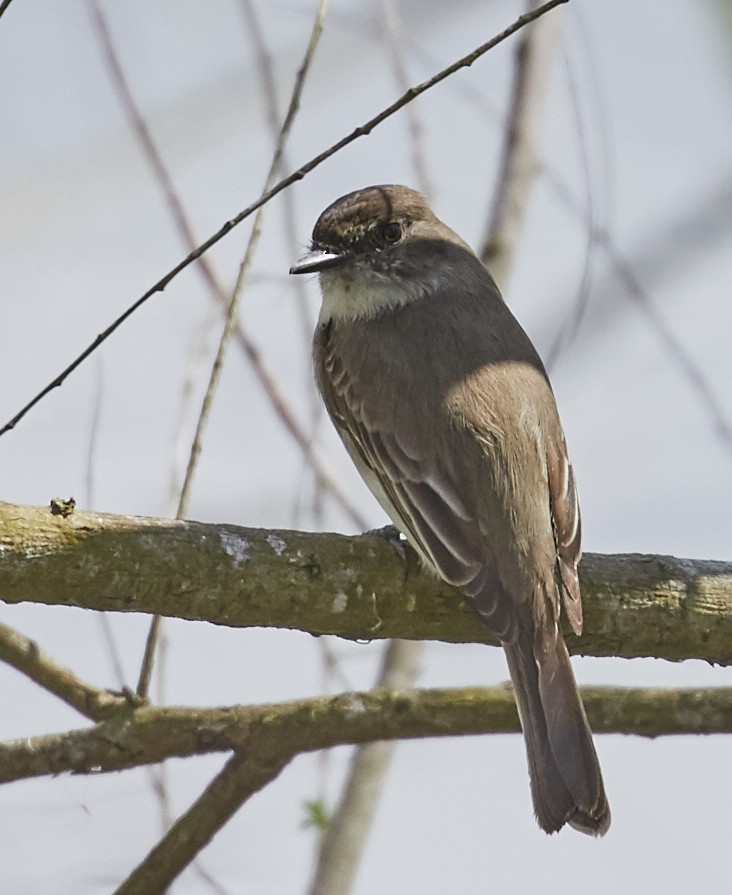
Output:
[2, 497, 729, 890]
[1, 685, 731, 787]
[1, 502, 731, 663]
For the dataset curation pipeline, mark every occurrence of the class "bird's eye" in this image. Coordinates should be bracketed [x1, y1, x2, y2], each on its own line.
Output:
[382, 221, 403, 243]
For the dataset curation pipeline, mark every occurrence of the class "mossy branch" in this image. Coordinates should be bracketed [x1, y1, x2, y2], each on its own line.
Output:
[2, 684, 731, 786]
[1, 501, 731, 663]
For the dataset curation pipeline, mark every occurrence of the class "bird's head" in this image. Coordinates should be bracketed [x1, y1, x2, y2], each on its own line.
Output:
[290, 184, 474, 322]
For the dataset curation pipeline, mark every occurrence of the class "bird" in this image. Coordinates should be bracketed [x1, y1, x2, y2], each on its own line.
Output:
[289, 184, 610, 836]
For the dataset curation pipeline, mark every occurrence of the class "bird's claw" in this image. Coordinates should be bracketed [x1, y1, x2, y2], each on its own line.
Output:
[366, 524, 407, 561]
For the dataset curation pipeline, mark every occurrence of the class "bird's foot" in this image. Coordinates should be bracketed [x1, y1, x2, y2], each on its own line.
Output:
[366, 524, 407, 561]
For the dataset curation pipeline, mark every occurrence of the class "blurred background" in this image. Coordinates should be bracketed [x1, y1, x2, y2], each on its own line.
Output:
[1, 0, 731, 892]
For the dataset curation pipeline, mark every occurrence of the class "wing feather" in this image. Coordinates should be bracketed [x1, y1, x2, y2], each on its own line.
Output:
[315, 321, 523, 639]
[546, 437, 583, 635]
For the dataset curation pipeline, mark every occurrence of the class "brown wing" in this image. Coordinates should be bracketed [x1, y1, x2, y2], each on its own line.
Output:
[322, 372, 481, 585]
[315, 323, 518, 638]
[546, 435, 583, 635]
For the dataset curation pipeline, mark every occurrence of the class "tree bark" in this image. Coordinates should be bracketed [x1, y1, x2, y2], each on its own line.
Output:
[2, 685, 732, 786]
[2, 501, 731, 663]
[0, 503, 732, 665]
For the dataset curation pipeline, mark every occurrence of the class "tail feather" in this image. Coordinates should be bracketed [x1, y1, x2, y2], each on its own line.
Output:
[503, 626, 610, 836]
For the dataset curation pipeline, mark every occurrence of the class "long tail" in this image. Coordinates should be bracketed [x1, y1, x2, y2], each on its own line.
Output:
[503, 625, 610, 836]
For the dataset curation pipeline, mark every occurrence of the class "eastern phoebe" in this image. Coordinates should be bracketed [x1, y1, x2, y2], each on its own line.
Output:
[290, 185, 610, 836]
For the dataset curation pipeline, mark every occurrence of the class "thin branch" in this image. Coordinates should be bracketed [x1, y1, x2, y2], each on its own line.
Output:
[597, 222, 732, 454]
[87, 2, 362, 530]
[113, 749, 290, 895]
[0, 0, 568, 439]
[0, 622, 131, 721]
[86, 0, 199, 258]
[2, 685, 732, 787]
[376, 0, 434, 197]
[480, 0, 561, 288]
[135, 0, 332, 698]
[0, 0, 16, 21]
[308, 639, 422, 895]
[2, 502, 731, 664]
[173, 0, 331, 520]
[238, 0, 329, 528]
[542, 13, 606, 365]
[239, 0, 317, 347]
[82, 356, 127, 689]
[543, 174, 732, 458]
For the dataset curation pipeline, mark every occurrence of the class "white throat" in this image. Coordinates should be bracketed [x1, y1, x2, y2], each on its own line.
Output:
[317, 267, 431, 324]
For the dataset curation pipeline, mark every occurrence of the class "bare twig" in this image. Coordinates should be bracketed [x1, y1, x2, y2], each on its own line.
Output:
[542, 172, 732, 456]
[113, 749, 291, 895]
[135, 0, 333, 699]
[376, 0, 434, 197]
[3, 685, 732, 787]
[481, 0, 561, 288]
[0, 0, 16, 21]
[87, 0, 362, 519]
[81, 356, 128, 689]
[0, 622, 130, 721]
[239, 0, 328, 529]
[239, 0, 317, 347]
[136, 615, 161, 699]
[308, 640, 422, 895]
[87, 0, 354, 529]
[542, 14, 606, 365]
[0, 0, 568, 439]
[190, 861, 234, 895]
